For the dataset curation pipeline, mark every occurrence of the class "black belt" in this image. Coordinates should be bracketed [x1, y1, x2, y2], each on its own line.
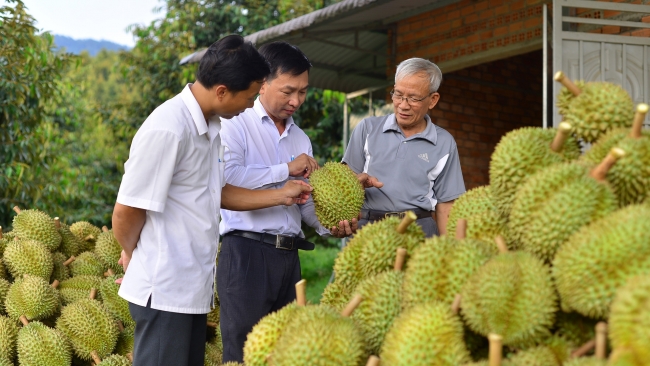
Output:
[225, 230, 315, 251]
[360, 208, 432, 221]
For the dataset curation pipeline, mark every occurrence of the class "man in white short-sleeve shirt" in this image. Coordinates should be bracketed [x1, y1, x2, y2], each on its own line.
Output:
[112, 35, 312, 366]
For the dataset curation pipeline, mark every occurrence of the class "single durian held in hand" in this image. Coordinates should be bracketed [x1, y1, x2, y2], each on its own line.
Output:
[309, 162, 365, 229]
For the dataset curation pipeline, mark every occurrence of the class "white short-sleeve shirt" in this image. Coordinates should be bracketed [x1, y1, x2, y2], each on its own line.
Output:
[117, 84, 224, 314]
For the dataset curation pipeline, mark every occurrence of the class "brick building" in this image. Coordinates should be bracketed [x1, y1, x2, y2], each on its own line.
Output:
[182, 0, 650, 189]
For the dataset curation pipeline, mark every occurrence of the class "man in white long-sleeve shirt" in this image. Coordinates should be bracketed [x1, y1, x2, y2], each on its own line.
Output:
[217, 41, 381, 363]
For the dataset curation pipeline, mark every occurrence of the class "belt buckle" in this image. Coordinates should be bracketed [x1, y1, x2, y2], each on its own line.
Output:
[275, 234, 294, 250]
[384, 211, 406, 219]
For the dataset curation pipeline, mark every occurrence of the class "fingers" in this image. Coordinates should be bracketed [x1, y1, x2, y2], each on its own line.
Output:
[115, 277, 123, 285]
[357, 173, 384, 188]
[330, 220, 354, 237]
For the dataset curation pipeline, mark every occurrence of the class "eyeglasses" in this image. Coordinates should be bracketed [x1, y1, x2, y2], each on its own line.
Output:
[390, 90, 433, 106]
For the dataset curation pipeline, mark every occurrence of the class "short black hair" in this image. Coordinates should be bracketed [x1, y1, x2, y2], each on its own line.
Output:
[196, 34, 270, 92]
[258, 41, 312, 81]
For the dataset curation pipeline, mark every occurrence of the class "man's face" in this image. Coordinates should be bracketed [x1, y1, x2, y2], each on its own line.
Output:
[259, 70, 309, 122]
[219, 80, 264, 119]
[392, 72, 440, 129]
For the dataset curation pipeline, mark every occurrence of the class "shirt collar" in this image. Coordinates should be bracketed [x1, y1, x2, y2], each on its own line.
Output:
[180, 83, 209, 136]
[383, 113, 438, 145]
[252, 97, 296, 132]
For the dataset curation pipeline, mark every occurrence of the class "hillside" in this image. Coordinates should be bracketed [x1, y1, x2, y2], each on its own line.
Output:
[53, 34, 129, 55]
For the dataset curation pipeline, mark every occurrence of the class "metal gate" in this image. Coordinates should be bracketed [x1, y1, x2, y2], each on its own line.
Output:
[552, 0, 650, 128]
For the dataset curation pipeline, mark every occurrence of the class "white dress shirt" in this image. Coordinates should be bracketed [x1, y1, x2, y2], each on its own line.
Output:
[219, 98, 328, 237]
[117, 84, 224, 314]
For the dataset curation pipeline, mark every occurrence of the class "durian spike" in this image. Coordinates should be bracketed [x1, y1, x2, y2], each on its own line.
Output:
[570, 339, 595, 358]
[89, 288, 97, 300]
[550, 122, 573, 152]
[90, 350, 102, 365]
[488, 333, 503, 366]
[295, 279, 307, 306]
[104, 268, 115, 277]
[595, 322, 607, 359]
[590, 147, 626, 182]
[630, 103, 649, 139]
[366, 355, 380, 366]
[19, 315, 29, 326]
[451, 294, 462, 315]
[13, 206, 21, 214]
[341, 294, 363, 317]
[393, 247, 407, 272]
[127, 353, 133, 363]
[116, 320, 124, 332]
[396, 211, 417, 234]
[102, 225, 109, 232]
[51, 280, 60, 289]
[554, 71, 582, 96]
[63, 256, 76, 266]
[495, 236, 508, 253]
[455, 219, 467, 239]
[84, 234, 95, 241]
[54, 217, 61, 229]
[207, 321, 218, 328]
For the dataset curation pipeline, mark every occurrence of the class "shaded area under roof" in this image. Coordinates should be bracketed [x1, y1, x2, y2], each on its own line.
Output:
[180, 0, 459, 93]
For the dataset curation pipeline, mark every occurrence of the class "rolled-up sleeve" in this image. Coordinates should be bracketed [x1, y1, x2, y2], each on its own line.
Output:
[117, 130, 181, 212]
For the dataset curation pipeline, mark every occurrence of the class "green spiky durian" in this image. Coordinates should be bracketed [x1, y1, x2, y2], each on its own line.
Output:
[357, 216, 424, 280]
[59, 275, 103, 305]
[205, 341, 222, 366]
[96, 354, 131, 366]
[69, 251, 105, 277]
[207, 305, 219, 326]
[461, 251, 557, 347]
[95, 229, 123, 274]
[3, 238, 54, 280]
[17, 321, 72, 366]
[221, 363, 244, 366]
[272, 305, 365, 366]
[608, 348, 641, 366]
[553, 204, 650, 318]
[490, 127, 581, 219]
[0, 260, 5, 280]
[309, 162, 365, 229]
[380, 301, 470, 365]
[608, 275, 650, 362]
[509, 161, 617, 262]
[563, 358, 606, 366]
[330, 236, 364, 295]
[502, 345, 561, 366]
[0, 279, 9, 314]
[319, 281, 352, 312]
[0, 358, 12, 366]
[69, 222, 101, 253]
[352, 270, 403, 355]
[557, 80, 586, 116]
[12, 209, 61, 252]
[447, 186, 508, 243]
[50, 251, 72, 283]
[553, 311, 597, 348]
[5, 275, 59, 322]
[114, 325, 134, 357]
[99, 275, 133, 327]
[243, 303, 299, 366]
[402, 236, 496, 309]
[0, 315, 19, 362]
[563, 82, 634, 143]
[56, 298, 119, 361]
[57, 222, 83, 258]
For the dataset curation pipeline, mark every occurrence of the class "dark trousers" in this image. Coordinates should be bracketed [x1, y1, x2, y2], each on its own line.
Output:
[129, 298, 207, 366]
[217, 234, 301, 363]
[358, 216, 439, 238]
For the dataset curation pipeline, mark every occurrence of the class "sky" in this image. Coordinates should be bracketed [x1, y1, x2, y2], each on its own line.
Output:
[10, 0, 164, 47]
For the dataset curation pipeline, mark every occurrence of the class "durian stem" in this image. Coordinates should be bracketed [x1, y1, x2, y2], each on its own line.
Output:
[495, 236, 508, 253]
[63, 256, 76, 266]
[455, 219, 467, 239]
[0, 226, 3, 239]
[366, 355, 380, 366]
[630, 103, 649, 139]
[550, 122, 572, 152]
[595, 322, 607, 359]
[104, 268, 115, 277]
[12, 206, 21, 214]
[89, 288, 97, 300]
[570, 339, 595, 358]
[102, 225, 109, 232]
[54, 217, 61, 229]
[341, 294, 363, 317]
[207, 321, 218, 328]
[51, 280, 59, 289]
[90, 350, 102, 365]
[394, 247, 407, 272]
[451, 294, 462, 315]
[488, 333, 503, 366]
[127, 353, 133, 363]
[396, 211, 417, 234]
[295, 279, 307, 306]
[554, 71, 582, 96]
[84, 234, 95, 241]
[590, 147, 626, 182]
[19, 315, 29, 326]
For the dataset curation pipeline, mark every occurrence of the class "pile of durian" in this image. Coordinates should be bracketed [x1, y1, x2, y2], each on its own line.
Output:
[238, 73, 650, 366]
[0, 207, 136, 366]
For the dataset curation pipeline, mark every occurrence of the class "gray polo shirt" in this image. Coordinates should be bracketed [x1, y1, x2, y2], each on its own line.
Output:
[342, 113, 465, 212]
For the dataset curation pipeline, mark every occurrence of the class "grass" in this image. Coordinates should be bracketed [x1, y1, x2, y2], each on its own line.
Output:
[299, 245, 339, 304]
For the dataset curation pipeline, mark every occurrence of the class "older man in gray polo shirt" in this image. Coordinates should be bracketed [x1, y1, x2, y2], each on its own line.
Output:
[343, 57, 465, 237]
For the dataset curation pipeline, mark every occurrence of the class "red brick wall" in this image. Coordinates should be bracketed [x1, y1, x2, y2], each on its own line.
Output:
[430, 50, 543, 189]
